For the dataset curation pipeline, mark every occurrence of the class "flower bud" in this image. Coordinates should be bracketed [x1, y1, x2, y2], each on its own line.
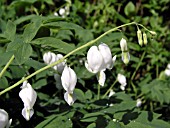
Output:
[120, 38, 128, 52]
[143, 32, 147, 45]
[0, 109, 12, 128]
[19, 81, 37, 121]
[149, 31, 157, 36]
[137, 30, 143, 46]
[121, 52, 130, 64]
[136, 99, 142, 107]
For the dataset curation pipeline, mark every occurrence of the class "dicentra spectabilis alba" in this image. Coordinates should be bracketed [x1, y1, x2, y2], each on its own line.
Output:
[0, 109, 12, 128]
[108, 89, 115, 97]
[120, 38, 130, 64]
[43, 52, 66, 73]
[117, 73, 127, 91]
[61, 65, 77, 105]
[19, 81, 37, 121]
[136, 99, 142, 107]
[85, 43, 116, 86]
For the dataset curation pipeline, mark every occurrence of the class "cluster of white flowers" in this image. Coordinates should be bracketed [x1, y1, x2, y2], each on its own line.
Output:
[0, 109, 12, 128]
[85, 42, 116, 86]
[43, 51, 77, 106]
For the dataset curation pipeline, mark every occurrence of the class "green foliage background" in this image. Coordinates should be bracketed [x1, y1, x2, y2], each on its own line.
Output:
[0, 0, 170, 127]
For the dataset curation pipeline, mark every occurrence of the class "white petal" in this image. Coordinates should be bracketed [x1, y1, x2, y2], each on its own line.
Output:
[120, 38, 127, 52]
[165, 69, 170, 76]
[6, 119, 12, 128]
[55, 54, 66, 74]
[98, 43, 113, 69]
[117, 73, 127, 86]
[108, 89, 115, 97]
[59, 8, 66, 16]
[43, 52, 51, 64]
[64, 92, 76, 106]
[97, 70, 106, 87]
[0, 109, 9, 128]
[22, 108, 34, 121]
[19, 82, 37, 109]
[136, 99, 142, 107]
[120, 85, 125, 91]
[167, 64, 170, 69]
[86, 46, 104, 73]
[61, 65, 77, 93]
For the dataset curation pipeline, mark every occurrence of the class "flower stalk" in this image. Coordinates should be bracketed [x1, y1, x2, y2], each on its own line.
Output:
[0, 22, 151, 96]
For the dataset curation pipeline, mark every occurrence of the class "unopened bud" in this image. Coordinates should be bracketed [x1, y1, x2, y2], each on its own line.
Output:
[143, 33, 147, 45]
[122, 52, 130, 64]
[137, 30, 143, 46]
[149, 31, 157, 36]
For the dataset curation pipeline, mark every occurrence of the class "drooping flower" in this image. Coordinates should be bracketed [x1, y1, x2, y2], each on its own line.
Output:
[136, 99, 142, 107]
[120, 38, 130, 64]
[108, 89, 115, 97]
[0, 109, 12, 128]
[43, 52, 66, 73]
[137, 29, 143, 46]
[117, 73, 127, 91]
[61, 65, 77, 105]
[85, 43, 116, 86]
[19, 81, 37, 121]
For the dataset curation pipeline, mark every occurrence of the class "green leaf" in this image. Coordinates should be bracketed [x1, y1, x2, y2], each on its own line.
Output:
[74, 88, 86, 102]
[32, 79, 47, 89]
[9, 66, 26, 79]
[31, 37, 75, 54]
[0, 51, 13, 67]
[4, 20, 16, 41]
[85, 90, 93, 100]
[23, 19, 42, 43]
[106, 121, 126, 128]
[25, 59, 46, 69]
[14, 43, 32, 64]
[0, 77, 8, 89]
[14, 15, 37, 25]
[124, 2, 136, 17]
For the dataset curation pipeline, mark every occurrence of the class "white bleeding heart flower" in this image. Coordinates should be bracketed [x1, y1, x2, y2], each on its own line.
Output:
[136, 99, 142, 107]
[98, 43, 114, 69]
[121, 52, 130, 65]
[61, 65, 77, 105]
[55, 54, 66, 74]
[117, 73, 127, 90]
[0, 109, 12, 128]
[108, 89, 115, 97]
[19, 81, 37, 121]
[120, 38, 128, 52]
[43, 52, 66, 73]
[85, 43, 116, 86]
[85, 46, 104, 73]
[43, 51, 56, 65]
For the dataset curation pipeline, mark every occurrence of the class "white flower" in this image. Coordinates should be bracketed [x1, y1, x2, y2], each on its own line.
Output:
[167, 64, 170, 69]
[165, 69, 170, 76]
[19, 81, 37, 121]
[43, 52, 66, 73]
[117, 73, 127, 90]
[97, 70, 106, 87]
[59, 8, 66, 16]
[61, 65, 77, 105]
[136, 99, 142, 107]
[0, 109, 12, 128]
[108, 89, 115, 97]
[85, 46, 104, 73]
[120, 38, 130, 64]
[85, 43, 116, 86]
[98, 43, 114, 69]
[43, 52, 56, 65]
[120, 38, 128, 52]
[54, 54, 66, 74]
[54, 12, 59, 16]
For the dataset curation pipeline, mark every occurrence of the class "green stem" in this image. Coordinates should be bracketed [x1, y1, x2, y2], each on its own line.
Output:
[156, 64, 159, 78]
[0, 55, 15, 78]
[131, 51, 146, 80]
[97, 84, 100, 100]
[102, 80, 117, 99]
[0, 22, 140, 96]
